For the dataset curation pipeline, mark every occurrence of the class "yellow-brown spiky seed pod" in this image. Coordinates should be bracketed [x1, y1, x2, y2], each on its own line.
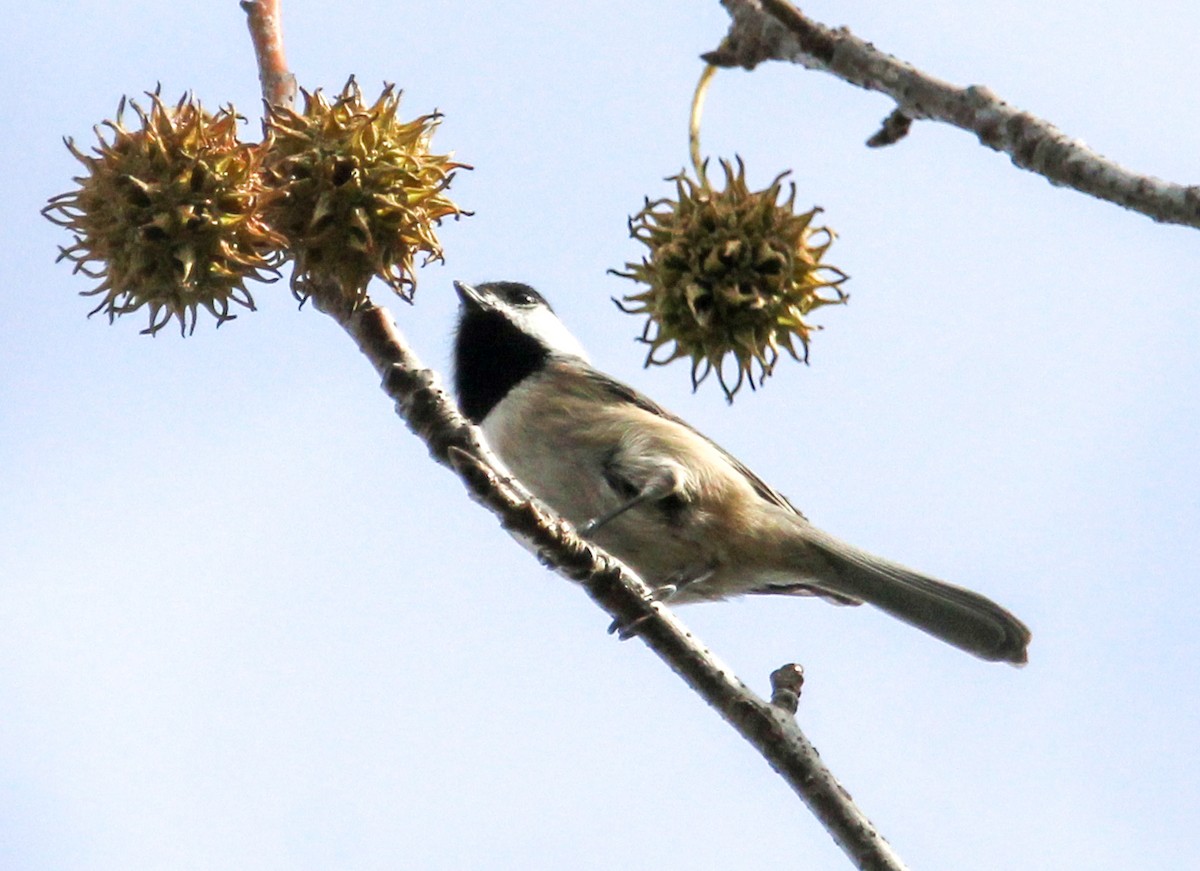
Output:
[262, 78, 467, 309]
[614, 158, 848, 400]
[43, 91, 283, 336]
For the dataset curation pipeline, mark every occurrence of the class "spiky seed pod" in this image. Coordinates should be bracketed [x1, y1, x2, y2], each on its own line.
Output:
[614, 158, 848, 400]
[262, 78, 467, 309]
[43, 92, 284, 336]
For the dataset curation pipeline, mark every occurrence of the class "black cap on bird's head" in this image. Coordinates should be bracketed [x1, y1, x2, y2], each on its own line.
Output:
[454, 280, 550, 312]
[453, 281, 588, 423]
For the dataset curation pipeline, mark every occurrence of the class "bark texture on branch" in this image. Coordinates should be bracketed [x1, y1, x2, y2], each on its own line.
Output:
[330, 299, 910, 871]
[241, 5, 913, 868]
[708, 0, 1200, 229]
[241, 0, 297, 109]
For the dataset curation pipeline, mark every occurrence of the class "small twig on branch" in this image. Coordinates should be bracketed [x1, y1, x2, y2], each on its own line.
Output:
[706, 0, 1200, 229]
[241, 0, 297, 109]
[770, 663, 805, 714]
[866, 109, 912, 149]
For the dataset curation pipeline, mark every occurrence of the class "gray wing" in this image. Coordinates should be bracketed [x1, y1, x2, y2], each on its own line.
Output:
[573, 365, 1031, 663]
[578, 366, 807, 519]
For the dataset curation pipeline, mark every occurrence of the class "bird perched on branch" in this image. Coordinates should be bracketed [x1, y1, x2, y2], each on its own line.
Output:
[453, 280, 1030, 665]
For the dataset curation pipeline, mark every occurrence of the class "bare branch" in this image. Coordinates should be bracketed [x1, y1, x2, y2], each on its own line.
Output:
[707, 0, 1200, 229]
[329, 297, 910, 871]
[240, 6, 909, 867]
[241, 0, 297, 109]
[770, 662, 805, 713]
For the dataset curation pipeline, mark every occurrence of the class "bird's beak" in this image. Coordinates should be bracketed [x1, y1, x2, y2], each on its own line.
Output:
[453, 280, 489, 311]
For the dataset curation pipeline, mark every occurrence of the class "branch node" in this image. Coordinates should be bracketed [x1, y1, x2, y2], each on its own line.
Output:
[700, 41, 742, 69]
[770, 663, 805, 714]
[866, 108, 913, 148]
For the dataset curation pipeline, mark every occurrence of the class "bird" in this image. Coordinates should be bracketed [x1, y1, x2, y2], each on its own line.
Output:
[452, 280, 1031, 664]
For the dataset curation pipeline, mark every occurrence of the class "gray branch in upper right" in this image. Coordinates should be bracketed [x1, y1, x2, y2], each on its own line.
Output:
[708, 0, 1200, 229]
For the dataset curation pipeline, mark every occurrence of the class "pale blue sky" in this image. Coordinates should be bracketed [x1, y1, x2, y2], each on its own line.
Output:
[3, 2, 1198, 869]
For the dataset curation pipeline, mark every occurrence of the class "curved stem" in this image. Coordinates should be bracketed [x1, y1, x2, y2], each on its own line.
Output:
[690, 63, 719, 185]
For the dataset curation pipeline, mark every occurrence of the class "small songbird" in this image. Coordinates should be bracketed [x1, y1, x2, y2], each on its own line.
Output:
[452, 280, 1031, 664]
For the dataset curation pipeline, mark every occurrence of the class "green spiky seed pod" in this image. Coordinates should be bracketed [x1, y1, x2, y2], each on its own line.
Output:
[262, 78, 467, 308]
[43, 91, 284, 336]
[614, 158, 848, 400]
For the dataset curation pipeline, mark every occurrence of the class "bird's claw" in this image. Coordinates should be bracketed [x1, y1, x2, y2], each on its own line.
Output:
[606, 585, 679, 639]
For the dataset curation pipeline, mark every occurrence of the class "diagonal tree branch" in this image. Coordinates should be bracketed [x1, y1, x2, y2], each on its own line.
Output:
[707, 0, 1200, 229]
[325, 295, 910, 871]
[239, 4, 912, 867]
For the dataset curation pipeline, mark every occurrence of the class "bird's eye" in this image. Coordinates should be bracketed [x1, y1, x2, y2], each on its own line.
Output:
[512, 290, 537, 306]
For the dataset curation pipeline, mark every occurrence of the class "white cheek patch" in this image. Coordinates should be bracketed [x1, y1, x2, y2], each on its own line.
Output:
[520, 306, 590, 361]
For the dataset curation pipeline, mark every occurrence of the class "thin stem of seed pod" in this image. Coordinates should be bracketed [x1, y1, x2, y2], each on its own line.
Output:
[241, 0, 297, 109]
[689, 64, 718, 186]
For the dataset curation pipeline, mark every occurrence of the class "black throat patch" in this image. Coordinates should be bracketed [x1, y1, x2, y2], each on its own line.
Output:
[454, 306, 550, 423]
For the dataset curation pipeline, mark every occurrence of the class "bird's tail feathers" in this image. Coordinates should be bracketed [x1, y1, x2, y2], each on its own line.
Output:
[794, 530, 1031, 665]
